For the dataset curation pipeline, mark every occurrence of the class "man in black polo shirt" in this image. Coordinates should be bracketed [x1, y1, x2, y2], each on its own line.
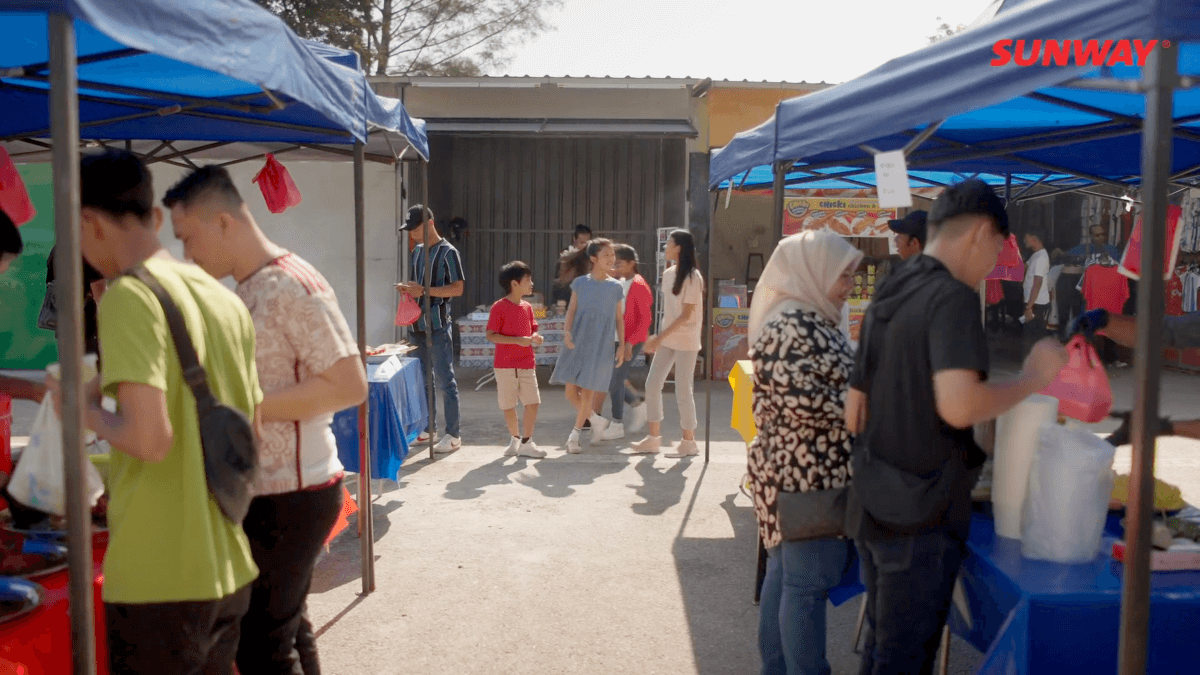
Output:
[845, 180, 1067, 675]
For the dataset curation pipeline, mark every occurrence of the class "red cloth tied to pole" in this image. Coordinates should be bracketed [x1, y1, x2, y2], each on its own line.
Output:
[324, 485, 359, 546]
[252, 154, 303, 214]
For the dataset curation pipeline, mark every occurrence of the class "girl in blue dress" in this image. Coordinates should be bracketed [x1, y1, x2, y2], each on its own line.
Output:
[550, 238, 626, 453]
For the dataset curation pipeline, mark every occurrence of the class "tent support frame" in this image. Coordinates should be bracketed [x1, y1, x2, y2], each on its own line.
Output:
[353, 140, 376, 596]
[49, 12, 96, 675]
[1118, 39, 1176, 675]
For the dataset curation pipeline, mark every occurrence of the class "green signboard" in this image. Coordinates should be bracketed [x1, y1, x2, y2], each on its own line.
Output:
[0, 164, 56, 370]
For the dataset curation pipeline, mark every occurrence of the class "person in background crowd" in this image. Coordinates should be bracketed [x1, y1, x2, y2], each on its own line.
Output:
[550, 238, 626, 453]
[164, 165, 368, 675]
[593, 243, 652, 440]
[561, 223, 593, 258]
[0, 210, 45, 402]
[553, 224, 595, 306]
[1051, 224, 1122, 338]
[630, 229, 704, 458]
[748, 230, 862, 675]
[44, 245, 106, 357]
[47, 149, 260, 675]
[486, 261, 547, 458]
[887, 210, 927, 261]
[845, 180, 1067, 675]
[1022, 226, 1052, 349]
[398, 205, 465, 452]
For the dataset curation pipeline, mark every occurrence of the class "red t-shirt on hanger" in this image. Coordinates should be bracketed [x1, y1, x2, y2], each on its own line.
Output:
[1082, 264, 1130, 315]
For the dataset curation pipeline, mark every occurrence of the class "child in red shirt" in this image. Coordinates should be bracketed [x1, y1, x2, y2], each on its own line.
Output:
[486, 261, 547, 458]
[594, 244, 653, 440]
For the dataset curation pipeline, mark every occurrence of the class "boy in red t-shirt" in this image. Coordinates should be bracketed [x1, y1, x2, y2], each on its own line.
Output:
[486, 261, 547, 458]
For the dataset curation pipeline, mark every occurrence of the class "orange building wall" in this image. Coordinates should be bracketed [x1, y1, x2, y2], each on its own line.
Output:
[706, 87, 820, 148]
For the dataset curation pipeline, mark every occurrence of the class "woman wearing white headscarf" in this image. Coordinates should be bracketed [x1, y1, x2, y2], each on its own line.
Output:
[749, 229, 862, 675]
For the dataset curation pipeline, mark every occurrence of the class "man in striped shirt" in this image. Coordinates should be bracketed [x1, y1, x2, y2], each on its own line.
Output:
[398, 205, 465, 452]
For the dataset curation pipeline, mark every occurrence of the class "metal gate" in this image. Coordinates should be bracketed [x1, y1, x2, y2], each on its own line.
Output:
[425, 135, 687, 316]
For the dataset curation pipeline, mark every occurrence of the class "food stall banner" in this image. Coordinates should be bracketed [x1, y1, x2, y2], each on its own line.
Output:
[783, 196, 896, 238]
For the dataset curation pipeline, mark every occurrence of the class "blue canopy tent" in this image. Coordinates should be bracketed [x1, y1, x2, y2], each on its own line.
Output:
[710, 1, 1200, 671]
[0, 2, 430, 670]
[716, 165, 1090, 196]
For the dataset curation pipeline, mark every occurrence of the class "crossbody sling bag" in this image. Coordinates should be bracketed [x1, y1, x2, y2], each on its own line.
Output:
[849, 280, 965, 535]
[128, 266, 258, 524]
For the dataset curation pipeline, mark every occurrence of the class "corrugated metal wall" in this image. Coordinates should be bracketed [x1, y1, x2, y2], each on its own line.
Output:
[426, 135, 688, 316]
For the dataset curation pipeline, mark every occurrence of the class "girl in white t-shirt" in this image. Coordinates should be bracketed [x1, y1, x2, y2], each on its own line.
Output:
[631, 229, 704, 457]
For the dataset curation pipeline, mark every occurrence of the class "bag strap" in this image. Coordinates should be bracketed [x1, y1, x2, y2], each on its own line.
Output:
[127, 266, 215, 405]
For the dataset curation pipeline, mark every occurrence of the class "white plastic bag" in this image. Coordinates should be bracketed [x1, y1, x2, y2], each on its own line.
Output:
[1021, 424, 1116, 563]
[7, 395, 105, 517]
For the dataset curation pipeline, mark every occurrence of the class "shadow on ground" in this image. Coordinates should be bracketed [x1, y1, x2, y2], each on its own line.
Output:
[310, 499, 402, 594]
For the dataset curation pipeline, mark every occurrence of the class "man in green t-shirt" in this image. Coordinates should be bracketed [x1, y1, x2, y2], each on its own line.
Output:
[49, 150, 261, 675]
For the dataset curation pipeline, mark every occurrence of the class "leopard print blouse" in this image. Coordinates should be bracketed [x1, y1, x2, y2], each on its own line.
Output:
[747, 308, 854, 548]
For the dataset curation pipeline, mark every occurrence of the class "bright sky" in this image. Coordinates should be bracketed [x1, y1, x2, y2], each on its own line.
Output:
[502, 0, 994, 84]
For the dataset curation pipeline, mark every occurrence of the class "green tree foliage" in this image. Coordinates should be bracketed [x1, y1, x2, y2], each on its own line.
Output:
[256, 0, 561, 76]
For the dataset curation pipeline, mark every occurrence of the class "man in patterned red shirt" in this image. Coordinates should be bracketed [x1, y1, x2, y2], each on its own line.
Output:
[165, 166, 367, 675]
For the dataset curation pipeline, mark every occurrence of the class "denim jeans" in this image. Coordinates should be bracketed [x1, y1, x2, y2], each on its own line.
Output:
[855, 532, 966, 675]
[413, 325, 460, 437]
[608, 342, 643, 421]
[759, 537, 851, 675]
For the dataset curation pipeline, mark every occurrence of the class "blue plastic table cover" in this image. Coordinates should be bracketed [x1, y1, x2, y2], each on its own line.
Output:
[333, 356, 428, 481]
[949, 509, 1200, 674]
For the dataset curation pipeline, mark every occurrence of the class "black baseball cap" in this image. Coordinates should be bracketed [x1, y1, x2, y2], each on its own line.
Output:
[402, 204, 433, 231]
[887, 210, 928, 246]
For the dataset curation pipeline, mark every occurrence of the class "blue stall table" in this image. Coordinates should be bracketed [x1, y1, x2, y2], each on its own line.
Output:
[949, 509, 1200, 675]
[333, 356, 428, 481]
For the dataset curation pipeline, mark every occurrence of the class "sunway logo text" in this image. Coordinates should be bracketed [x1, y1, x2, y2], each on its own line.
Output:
[990, 39, 1167, 67]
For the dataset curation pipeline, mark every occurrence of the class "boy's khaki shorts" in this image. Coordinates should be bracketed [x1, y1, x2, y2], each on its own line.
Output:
[495, 368, 540, 410]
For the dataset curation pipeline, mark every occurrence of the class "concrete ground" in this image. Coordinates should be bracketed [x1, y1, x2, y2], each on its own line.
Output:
[6, 361, 1200, 674]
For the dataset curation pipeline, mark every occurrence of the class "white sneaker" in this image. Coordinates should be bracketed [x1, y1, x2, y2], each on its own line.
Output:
[665, 439, 699, 458]
[504, 437, 520, 457]
[588, 414, 611, 438]
[517, 440, 547, 458]
[416, 431, 437, 444]
[433, 435, 461, 453]
[628, 404, 647, 432]
[597, 422, 626, 442]
[628, 435, 661, 454]
[565, 430, 582, 454]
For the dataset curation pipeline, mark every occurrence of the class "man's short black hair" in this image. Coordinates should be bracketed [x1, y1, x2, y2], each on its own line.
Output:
[499, 260, 532, 294]
[80, 149, 154, 224]
[574, 224, 592, 238]
[163, 165, 244, 210]
[613, 243, 638, 263]
[1025, 226, 1046, 244]
[0, 209, 21, 257]
[928, 179, 1009, 237]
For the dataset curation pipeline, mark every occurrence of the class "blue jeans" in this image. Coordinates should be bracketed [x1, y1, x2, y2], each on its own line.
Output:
[759, 537, 851, 675]
[855, 532, 966, 675]
[413, 326, 460, 438]
[608, 342, 643, 421]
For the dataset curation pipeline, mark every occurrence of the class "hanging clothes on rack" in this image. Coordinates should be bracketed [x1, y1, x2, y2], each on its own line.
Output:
[1082, 263, 1130, 314]
[987, 234, 1025, 282]
[1166, 267, 1185, 316]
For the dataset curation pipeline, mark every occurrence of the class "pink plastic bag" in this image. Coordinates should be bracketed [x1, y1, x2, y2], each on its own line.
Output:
[395, 293, 421, 327]
[0, 147, 36, 225]
[1039, 335, 1114, 423]
[252, 154, 303, 214]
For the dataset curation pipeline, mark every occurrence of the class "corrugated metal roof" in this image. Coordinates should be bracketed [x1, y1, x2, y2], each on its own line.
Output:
[423, 118, 697, 137]
[370, 74, 833, 88]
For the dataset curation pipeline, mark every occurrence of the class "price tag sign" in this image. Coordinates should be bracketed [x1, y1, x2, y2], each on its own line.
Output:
[874, 150, 912, 209]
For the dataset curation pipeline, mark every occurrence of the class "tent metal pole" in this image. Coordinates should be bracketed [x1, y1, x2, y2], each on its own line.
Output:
[771, 161, 786, 245]
[1118, 40, 1176, 675]
[1011, 174, 1052, 201]
[353, 140, 376, 595]
[49, 12, 95, 675]
[422, 163, 436, 462]
[704, 198, 713, 465]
